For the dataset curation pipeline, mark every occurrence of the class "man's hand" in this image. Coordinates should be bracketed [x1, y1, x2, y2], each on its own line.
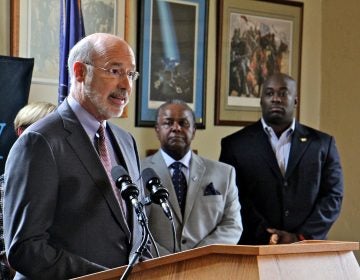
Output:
[267, 228, 299, 244]
[0, 251, 16, 279]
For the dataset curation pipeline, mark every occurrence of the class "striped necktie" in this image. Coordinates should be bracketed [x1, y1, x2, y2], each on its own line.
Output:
[97, 123, 127, 219]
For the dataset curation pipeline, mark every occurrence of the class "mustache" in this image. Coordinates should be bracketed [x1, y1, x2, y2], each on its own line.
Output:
[110, 90, 128, 98]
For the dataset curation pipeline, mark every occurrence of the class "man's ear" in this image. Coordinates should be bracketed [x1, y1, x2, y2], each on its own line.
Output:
[73, 61, 86, 82]
[155, 124, 160, 139]
[16, 127, 24, 137]
[294, 96, 298, 107]
[191, 126, 196, 140]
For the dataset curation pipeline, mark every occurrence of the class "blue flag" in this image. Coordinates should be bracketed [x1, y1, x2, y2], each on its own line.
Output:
[58, 0, 85, 104]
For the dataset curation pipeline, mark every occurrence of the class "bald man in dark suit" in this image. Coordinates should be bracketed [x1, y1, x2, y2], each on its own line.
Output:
[220, 73, 343, 245]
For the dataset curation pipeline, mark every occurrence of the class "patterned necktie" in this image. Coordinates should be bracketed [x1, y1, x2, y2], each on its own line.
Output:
[170, 162, 187, 215]
[97, 123, 127, 218]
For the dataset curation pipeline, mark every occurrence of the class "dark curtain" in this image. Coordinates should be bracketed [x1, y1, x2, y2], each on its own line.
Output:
[0, 55, 34, 174]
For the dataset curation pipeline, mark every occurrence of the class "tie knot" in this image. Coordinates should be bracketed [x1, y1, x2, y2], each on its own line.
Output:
[170, 161, 184, 171]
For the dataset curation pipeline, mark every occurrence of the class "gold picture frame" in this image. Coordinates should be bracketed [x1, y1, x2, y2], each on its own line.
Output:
[215, 0, 303, 126]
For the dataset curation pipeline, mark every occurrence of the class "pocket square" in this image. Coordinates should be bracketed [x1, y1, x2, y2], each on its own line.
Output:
[204, 183, 221, 196]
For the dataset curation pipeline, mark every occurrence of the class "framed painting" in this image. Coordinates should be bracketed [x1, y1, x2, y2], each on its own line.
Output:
[215, 0, 303, 126]
[10, 0, 127, 85]
[136, 0, 208, 128]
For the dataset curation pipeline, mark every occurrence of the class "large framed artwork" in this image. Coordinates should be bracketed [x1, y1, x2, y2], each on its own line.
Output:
[10, 0, 127, 85]
[215, 0, 303, 126]
[136, 0, 208, 128]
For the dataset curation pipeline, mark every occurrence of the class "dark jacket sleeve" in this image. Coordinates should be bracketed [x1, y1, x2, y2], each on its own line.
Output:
[220, 135, 271, 245]
[296, 136, 343, 239]
[4, 133, 107, 279]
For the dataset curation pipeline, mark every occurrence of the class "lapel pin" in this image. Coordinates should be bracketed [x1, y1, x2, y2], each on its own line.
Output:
[300, 137, 307, 142]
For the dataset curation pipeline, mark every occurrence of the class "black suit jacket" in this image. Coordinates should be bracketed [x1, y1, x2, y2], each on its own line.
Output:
[4, 100, 151, 279]
[219, 120, 343, 245]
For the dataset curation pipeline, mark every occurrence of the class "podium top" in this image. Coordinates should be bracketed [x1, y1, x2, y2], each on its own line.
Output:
[72, 240, 359, 280]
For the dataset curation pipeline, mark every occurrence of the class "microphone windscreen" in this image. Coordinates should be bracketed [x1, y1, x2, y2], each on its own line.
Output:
[111, 165, 128, 181]
[142, 168, 158, 184]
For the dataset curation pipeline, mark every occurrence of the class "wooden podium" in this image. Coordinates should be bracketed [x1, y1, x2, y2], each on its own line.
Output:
[73, 240, 360, 280]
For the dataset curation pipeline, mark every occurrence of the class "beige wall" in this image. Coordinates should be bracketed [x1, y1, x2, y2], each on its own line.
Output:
[4, 0, 323, 160]
[0, 0, 358, 258]
[321, 0, 360, 259]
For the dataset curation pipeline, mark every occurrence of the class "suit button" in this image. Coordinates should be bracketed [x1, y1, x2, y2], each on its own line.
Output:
[284, 210, 290, 216]
[283, 181, 288, 187]
[181, 239, 187, 244]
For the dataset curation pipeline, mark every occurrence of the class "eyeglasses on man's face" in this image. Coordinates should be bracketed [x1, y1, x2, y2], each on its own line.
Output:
[84, 62, 140, 81]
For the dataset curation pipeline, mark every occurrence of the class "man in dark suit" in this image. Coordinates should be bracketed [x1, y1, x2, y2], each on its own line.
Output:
[142, 100, 242, 256]
[3, 33, 151, 279]
[219, 73, 344, 245]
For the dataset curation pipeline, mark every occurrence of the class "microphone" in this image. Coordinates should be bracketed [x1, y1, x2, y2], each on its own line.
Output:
[112, 166, 154, 279]
[142, 168, 173, 220]
[111, 165, 142, 215]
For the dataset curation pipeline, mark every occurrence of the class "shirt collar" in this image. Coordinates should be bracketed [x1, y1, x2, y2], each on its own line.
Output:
[261, 117, 295, 138]
[160, 149, 192, 169]
[67, 95, 106, 139]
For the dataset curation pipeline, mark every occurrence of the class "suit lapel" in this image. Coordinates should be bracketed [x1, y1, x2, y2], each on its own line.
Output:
[286, 123, 311, 178]
[183, 154, 206, 223]
[109, 123, 150, 246]
[107, 125, 129, 172]
[58, 102, 131, 239]
[107, 124, 134, 235]
[253, 122, 283, 178]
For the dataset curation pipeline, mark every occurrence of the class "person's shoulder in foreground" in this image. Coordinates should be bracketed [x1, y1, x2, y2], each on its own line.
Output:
[0, 101, 56, 280]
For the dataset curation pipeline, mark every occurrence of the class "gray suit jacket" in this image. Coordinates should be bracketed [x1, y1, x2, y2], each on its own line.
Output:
[4, 100, 151, 279]
[142, 151, 242, 256]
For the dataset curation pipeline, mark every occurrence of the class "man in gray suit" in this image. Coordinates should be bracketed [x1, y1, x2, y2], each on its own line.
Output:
[142, 100, 242, 256]
[4, 33, 151, 279]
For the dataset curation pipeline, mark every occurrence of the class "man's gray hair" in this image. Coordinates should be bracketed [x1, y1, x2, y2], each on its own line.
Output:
[67, 38, 94, 92]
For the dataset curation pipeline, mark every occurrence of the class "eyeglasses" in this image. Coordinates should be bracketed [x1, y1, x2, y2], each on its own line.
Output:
[84, 62, 140, 81]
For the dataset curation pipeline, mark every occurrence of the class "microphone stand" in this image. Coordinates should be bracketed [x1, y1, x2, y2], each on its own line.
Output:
[119, 195, 175, 279]
[142, 197, 161, 258]
[120, 203, 150, 280]
[111, 167, 159, 279]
